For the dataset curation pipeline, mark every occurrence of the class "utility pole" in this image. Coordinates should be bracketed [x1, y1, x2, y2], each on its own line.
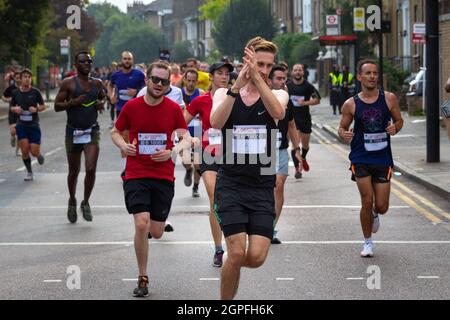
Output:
[354, 0, 360, 93]
[378, 0, 383, 88]
[426, 0, 440, 162]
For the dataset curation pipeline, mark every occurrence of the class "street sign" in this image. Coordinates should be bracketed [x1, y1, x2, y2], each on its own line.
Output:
[336, 8, 343, 16]
[354, 7, 365, 32]
[60, 39, 69, 48]
[326, 15, 340, 36]
[413, 23, 426, 44]
[61, 47, 69, 55]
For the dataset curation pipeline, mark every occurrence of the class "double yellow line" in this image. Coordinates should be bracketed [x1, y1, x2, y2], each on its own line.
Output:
[311, 128, 450, 232]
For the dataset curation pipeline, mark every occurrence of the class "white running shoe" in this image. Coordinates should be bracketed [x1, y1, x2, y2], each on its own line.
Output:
[360, 242, 374, 258]
[372, 215, 380, 233]
[24, 172, 33, 181]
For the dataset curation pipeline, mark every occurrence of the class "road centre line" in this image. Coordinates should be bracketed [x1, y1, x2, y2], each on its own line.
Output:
[312, 129, 449, 228]
[43, 280, 62, 283]
[417, 276, 440, 279]
[1, 240, 450, 246]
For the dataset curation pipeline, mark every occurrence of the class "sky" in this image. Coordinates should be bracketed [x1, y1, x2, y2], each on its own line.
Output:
[90, 0, 155, 13]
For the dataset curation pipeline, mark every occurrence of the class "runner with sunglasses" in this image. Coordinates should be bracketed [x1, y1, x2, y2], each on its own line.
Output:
[55, 51, 106, 223]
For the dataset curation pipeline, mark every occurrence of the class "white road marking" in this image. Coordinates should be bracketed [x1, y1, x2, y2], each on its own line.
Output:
[0, 205, 410, 210]
[417, 276, 440, 279]
[1, 240, 450, 246]
[346, 277, 364, 280]
[122, 279, 138, 282]
[392, 134, 415, 139]
[43, 280, 62, 283]
[411, 120, 426, 124]
[16, 147, 62, 172]
[276, 278, 295, 281]
[0, 179, 5, 184]
[199, 278, 220, 281]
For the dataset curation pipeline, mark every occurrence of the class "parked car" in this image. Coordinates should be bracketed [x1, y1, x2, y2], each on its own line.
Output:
[407, 69, 425, 96]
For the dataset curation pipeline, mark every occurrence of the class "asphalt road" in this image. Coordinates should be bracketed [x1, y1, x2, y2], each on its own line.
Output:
[0, 103, 449, 300]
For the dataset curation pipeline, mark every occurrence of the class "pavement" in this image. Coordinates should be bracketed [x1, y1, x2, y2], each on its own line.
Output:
[310, 96, 450, 200]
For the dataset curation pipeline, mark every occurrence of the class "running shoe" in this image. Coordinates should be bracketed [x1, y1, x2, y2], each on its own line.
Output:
[372, 214, 380, 233]
[80, 200, 93, 222]
[184, 168, 193, 187]
[37, 155, 44, 165]
[24, 172, 33, 181]
[164, 221, 174, 232]
[294, 168, 302, 179]
[360, 242, 374, 258]
[10, 135, 16, 148]
[192, 185, 200, 198]
[212, 249, 225, 267]
[133, 276, 149, 297]
[67, 201, 77, 223]
[301, 157, 310, 172]
[271, 237, 282, 244]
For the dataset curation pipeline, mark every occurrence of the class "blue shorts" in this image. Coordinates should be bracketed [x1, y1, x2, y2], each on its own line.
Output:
[276, 148, 289, 176]
[16, 123, 41, 145]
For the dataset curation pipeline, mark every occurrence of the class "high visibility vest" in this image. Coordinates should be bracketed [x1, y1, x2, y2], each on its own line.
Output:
[329, 73, 339, 88]
[338, 73, 354, 86]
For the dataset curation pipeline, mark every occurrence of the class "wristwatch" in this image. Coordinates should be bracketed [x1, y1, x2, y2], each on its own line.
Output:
[226, 88, 239, 98]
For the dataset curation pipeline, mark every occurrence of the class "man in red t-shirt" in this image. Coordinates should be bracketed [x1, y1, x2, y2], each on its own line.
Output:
[111, 61, 197, 298]
[184, 62, 232, 268]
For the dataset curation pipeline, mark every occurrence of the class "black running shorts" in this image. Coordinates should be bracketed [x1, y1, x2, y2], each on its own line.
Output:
[214, 174, 275, 240]
[350, 164, 393, 184]
[123, 178, 175, 222]
[294, 113, 312, 134]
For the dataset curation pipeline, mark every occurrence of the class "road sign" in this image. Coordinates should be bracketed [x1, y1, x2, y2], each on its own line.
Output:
[354, 7, 365, 32]
[60, 39, 69, 48]
[413, 23, 426, 44]
[336, 8, 343, 16]
[326, 15, 340, 36]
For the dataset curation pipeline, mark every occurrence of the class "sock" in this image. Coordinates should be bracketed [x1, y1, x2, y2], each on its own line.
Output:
[291, 149, 300, 168]
[372, 209, 379, 218]
[193, 182, 199, 189]
[364, 237, 372, 244]
[23, 158, 32, 173]
[301, 147, 309, 159]
[215, 246, 223, 253]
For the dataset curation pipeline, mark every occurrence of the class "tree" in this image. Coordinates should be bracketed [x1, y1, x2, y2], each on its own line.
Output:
[0, 0, 51, 65]
[199, 0, 230, 22]
[212, 0, 276, 58]
[273, 33, 320, 67]
[171, 41, 195, 63]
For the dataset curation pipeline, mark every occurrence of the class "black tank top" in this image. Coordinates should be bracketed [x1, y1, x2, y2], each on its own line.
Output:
[66, 77, 99, 130]
[220, 94, 277, 188]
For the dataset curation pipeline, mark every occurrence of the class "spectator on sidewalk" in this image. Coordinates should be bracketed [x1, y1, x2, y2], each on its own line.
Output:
[338, 65, 354, 111]
[444, 77, 450, 140]
[329, 64, 341, 115]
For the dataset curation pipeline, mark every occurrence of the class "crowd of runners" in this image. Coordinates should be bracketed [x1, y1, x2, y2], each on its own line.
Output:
[6, 35, 431, 299]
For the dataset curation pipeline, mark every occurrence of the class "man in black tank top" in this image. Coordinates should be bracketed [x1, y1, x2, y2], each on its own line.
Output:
[339, 59, 403, 258]
[55, 51, 106, 224]
[210, 37, 288, 300]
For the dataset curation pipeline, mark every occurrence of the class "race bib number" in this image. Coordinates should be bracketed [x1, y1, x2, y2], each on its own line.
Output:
[232, 125, 266, 155]
[276, 131, 282, 149]
[138, 133, 167, 155]
[364, 132, 388, 152]
[291, 96, 305, 108]
[118, 89, 132, 101]
[208, 128, 222, 145]
[20, 110, 33, 122]
[73, 128, 92, 144]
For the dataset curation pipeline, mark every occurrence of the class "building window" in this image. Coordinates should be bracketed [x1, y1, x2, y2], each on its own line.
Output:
[440, 0, 450, 15]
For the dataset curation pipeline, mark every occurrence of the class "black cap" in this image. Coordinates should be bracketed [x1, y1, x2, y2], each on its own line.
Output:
[209, 62, 234, 74]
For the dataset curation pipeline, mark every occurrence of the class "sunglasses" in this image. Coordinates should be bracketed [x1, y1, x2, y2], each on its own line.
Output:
[150, 76, 170, 86]
[79, 59, 93, 64]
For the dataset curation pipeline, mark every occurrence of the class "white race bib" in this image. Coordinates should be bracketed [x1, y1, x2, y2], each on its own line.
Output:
[138, 133, 167, 155]
[20, 110, 33, 122]
[118, 89, 132, 101]
[276, 131, 282, 149]
[73, 128, 92, 144]
[232, 125, 266, 155]
[291, 96, 305, 108]
[364, 132, 388, 152]
[188, 117, 201, 127]
[208, 128, 222, 145]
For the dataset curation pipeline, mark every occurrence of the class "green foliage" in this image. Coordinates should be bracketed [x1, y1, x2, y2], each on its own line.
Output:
[171, 41, 195, 64]
[383, 60, 410, 93]
[86, 2, 163, 67]
[0, 0, 51, 65]
[199, 0, 230, 22]
[273, 33, 319, 67]
[212, 0, 276, 58]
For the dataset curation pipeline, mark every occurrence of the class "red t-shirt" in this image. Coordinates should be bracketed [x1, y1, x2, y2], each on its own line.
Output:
[186, 92, 221, 155]
[115, 96, 188, 182]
